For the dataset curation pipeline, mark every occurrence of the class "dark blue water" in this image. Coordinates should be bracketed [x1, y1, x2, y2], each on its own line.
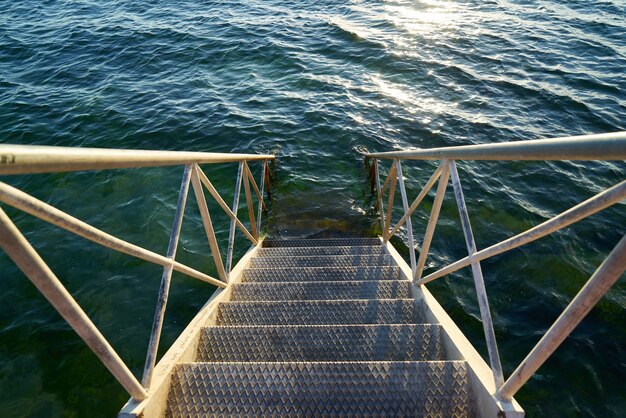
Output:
[1, 0, 625, 416]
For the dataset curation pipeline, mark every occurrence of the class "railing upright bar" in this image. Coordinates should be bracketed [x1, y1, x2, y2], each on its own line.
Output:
[245, 162, 267, 211]
[0, 207, 148, 400]
[373, 159, 386, 237]
[142, 165, 192, 389]
[389, 164, 443, 239]
[396, 160, 418, 277]
[449, 160, 505, 389]
[499, 233, 626, 400]
[383, 161, 398, 242]
[415, 160, 450, 280]
[0, 181, 224, 287]
[195, 166, 257, 245]
[226, 162, 244, 275]
[417, 179, 626, 286]
[256, 161, 267, 233]
[190, 165, 226, 281]
[242, 162, 258, 241]
[380, 162, 397, 206]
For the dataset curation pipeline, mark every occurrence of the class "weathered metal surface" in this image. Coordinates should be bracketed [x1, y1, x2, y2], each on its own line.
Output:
[166, 361, 474, 418]
[215, 299, 425, 325]
[241, 266, 404, 282]
[196, 324, 445, 362]
[230, 280, 412, 301]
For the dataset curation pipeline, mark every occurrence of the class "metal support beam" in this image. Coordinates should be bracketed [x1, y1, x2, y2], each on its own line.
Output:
[396, 160, 418, 278]
[373, 159, 386, 237]
[415, 160, 450, 280]
[449, 160, 505, 389]
[190, 166, 226, 281]
[242, 162, 258, 241]
[417, 179, 626, 285]
[142, 165, 192, 389]
[499, 233, 626, 400]
[256, 161, 267, 233]
[0, 207, 147, 400]
[226, 162, 244, 275]
[0, 181, 224, 287]
[389, 164, 443, 239]
[383, 161, 398, 242]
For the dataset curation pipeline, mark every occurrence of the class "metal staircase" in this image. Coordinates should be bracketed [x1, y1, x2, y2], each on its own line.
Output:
[164, 238, 475, 417]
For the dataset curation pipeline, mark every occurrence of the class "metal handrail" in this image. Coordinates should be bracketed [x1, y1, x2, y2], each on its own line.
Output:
[367, 131, 626, 161]
[365, 131, 626, 404]
[0, 145, 273, 399]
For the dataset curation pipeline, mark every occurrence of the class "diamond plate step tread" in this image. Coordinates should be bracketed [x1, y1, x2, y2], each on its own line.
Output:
[241, 266, 404, 283]
[250, 254, 393, 268]
[256, 245, 385, 257]
[230, 280, 412, 301]
[262, 237, 381, 247]
[196, 324, 445, 362]
[215, 299, 425, 325]
[166, 361, 474, 417]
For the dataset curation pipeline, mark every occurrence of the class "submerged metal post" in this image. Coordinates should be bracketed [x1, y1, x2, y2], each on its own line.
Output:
[226, 162, 244, 275]
[142, 165, 192, 389]
[256, 161, 267, 234]
[449, 160, 505, 389]
[0, 207, 147, 400]
[499, 233, 626, 400]
[396, 160, 417, 278]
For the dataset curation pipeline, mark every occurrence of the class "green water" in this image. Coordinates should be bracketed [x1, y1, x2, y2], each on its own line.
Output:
[1, 0, 625, 416]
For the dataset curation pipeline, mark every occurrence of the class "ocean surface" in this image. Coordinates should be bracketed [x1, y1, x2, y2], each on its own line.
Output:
[1, 0, 625, 416]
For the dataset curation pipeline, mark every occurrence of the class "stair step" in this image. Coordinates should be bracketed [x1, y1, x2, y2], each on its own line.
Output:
[250, 254, 393, 268]
[196, 324, 445, 362]
[167, 361, 474, 417]
[262, 237, 381, 247]
[230, 280, 412, 301]
[215, 299, 425, 325]
[256, 245, 384, 257]
[241, 266, 404, 282]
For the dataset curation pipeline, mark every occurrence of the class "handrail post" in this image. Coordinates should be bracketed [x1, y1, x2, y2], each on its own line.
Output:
[142, 165, 192, 389]
[415, 159, 450, 280]
[396, 160, 418, 277]
[226, 162, 244, 276]
[499, 233, 626, 400]
[449, 160, 505, 389]
[0, 207, 147, 400]
[242, 162, 258, 240]
[373, 159, 386, 237]
[256, 161, 267, 234]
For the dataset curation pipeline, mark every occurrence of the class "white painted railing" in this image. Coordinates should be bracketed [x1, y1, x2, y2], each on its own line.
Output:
[0, 145, 274, 399]
[365, 131, 626, 403]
